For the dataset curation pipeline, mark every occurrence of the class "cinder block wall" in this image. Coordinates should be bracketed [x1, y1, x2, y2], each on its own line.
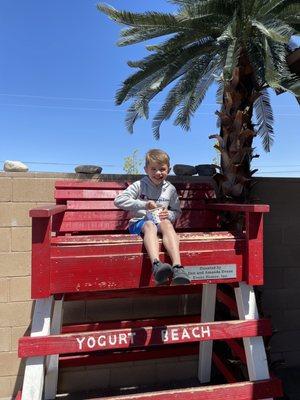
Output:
[0, 172, 299, 398]
[253, 178, 300, 367]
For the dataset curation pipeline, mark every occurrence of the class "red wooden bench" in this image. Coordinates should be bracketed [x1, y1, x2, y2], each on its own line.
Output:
[18, 178, 282, 400]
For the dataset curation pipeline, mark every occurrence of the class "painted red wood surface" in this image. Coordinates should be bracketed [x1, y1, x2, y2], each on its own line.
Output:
[19, 319, 271, 357]
[31, 218, 52, 298]
[49, 251, 243, 294]
[216, 288, 238, 315]
[226, 339, 247, 364]
[84, 379, 282, 400]
[212, 352, 237, 383]
[66, 199, 207, 210]
[63, 284, 204, 301]
[30, 179, 269, 297]
[51, 231, 240, 245]
[29, 204, 67, 218]
[246, 212, 264, 285]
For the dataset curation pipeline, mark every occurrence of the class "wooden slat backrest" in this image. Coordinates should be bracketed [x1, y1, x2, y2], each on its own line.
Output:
[54, 179, 218, 234]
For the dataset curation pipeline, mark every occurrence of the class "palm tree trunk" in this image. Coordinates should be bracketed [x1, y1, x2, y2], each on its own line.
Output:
[212, 52, 259, 202]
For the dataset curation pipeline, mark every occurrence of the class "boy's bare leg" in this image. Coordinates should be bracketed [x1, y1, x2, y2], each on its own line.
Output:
[159, 220, 181, 266]
[159, 220, 190, 285]
[142, 221, 160, 263]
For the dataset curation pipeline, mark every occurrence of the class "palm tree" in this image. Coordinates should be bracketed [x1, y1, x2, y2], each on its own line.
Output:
[98, 0, 300, 201]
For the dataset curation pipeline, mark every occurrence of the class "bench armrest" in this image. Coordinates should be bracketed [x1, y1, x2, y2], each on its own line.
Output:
[205, 203, 270, 213]
[29, 205, 67, 218]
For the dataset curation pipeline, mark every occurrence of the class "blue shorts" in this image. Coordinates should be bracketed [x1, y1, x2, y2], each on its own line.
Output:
[128, 219, 147, 235]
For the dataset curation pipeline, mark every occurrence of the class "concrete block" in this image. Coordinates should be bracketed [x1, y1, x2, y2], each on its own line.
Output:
[12, 178, 55, 202]
[63, 301, 86, 324]
[86, 298, 133, 322]
[177, 293, 201, 315]
[281, 289, 300, 310]
[268, 351, 284, 366]
[284, 268, 300, 288]
[58, 367, 110, 393]
[0, 178, 12, 201]
[11, 203, 33, 227]
[0, 253, 30, 277]
[0, 376, 12, 398]
[283, 351, 300, 368]
[110, 363, 156, 388]
[263, 267, 284, 289]
[284, 310, 300, 330]
[0, 228, 11, 252]
[261, 289, 285, 311]
[270, 330, 300, 352]
[11, 326, 30, 351]
[265, 245, 298, 268]
[283, 225, 300, 245]
[9, 276, 31, 302]
[132, 295, 179, 319]
[11, 227, 31, 252]
[0, 351, 23, 376]
[156, 359, 197, 383]
[254, 180, 300, 203]
[0, 328, 11, 351]
[0, 203, 12, 227]
[0, 301, 33, 327]
[0, 279, 9, 302]
[264, 224, 283, 247]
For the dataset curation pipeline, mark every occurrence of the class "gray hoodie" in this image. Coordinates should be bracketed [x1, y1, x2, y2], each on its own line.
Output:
[114, 176, 181, 225]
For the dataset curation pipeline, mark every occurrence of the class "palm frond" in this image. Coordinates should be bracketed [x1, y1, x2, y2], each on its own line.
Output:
[257, 0, 297, 17]
[181, 0, 236, 19]
[223, 38, 239, 81]
[116, 41, 215, 105]
[276, 3, 300, 24]
[152, 55, 213, 138]
[168, 0, 195, 5]
[216, 79, 225, 104]
[253, 88, 274, 152]
[262, 38, 283, 89]
[98, 4, 183, 29]
[174, 61, 220, 130]
[251, 18, 294, 43]
[246, 37, 266, 87]
[118, 27, 178, 46]
[146, 33, 214, 54]
[256, 0, 286, 16]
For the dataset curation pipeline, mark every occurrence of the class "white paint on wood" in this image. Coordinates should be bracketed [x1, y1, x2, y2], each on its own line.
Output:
[234, 282, 272, 400]
[198, 283, 216, 383]
[44, 297, 64, 400]
[21, 297, 53, 400]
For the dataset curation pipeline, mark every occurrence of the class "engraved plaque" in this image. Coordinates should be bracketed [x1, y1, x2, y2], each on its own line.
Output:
[187, 264, 237, 281]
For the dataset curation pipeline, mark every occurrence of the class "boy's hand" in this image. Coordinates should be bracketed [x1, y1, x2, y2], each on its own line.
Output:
[146, 200, 157, 210]
[158, 207, 169, 220]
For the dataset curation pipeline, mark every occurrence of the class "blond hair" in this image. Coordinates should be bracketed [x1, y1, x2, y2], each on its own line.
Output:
[145, 149, 170, 167]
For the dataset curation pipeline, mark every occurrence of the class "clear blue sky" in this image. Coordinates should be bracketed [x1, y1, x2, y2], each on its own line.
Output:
[0, 0, 299, 176]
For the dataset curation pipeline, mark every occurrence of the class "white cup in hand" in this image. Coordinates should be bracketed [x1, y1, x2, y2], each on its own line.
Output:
[146, 207, 163, 224]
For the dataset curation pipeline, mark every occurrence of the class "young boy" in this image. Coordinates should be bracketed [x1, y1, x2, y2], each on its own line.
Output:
[114, 149, 190, 286]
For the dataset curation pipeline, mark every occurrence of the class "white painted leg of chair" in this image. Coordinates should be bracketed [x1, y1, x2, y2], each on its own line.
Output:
[198, 283, 217, 383]
[234, 282, 272, 400]
[21, 297, 54, 400]
[44, 297, 64, 400]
